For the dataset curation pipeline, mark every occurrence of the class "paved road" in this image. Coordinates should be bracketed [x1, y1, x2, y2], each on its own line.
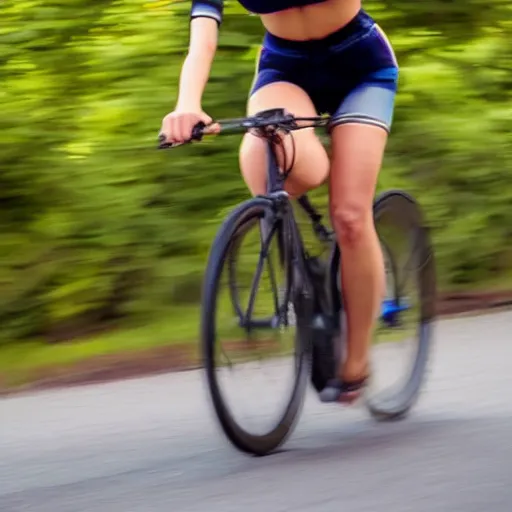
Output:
[1, 310, 512, 512]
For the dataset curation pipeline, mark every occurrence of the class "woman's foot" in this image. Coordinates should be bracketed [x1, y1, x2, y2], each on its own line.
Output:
[320, 367, 370, 404]
[319, 374, 369, 404]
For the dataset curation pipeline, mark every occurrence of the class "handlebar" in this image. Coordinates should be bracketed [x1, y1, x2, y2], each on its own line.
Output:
[158, 108, 330, 149]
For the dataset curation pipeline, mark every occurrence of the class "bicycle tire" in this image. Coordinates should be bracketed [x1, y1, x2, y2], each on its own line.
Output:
[368, 190, 437, 420]
[201, 197, 310, 456]
[328, 190, 436, 420]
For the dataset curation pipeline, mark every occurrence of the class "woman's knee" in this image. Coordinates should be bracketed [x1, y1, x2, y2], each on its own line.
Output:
[290, 131, 329, 190]
[239, 128, 328, 197]
[329, 124, 388, 246]
[331, 201, 375, 247]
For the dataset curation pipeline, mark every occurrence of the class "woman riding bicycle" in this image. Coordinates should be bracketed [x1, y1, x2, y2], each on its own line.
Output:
[160, 0, 399, 403]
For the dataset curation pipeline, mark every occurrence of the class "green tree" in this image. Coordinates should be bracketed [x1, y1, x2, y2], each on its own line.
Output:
[0, 0, 510, 343]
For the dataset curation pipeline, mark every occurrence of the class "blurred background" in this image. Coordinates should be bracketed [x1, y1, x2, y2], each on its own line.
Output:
[1, 0, 511, 391]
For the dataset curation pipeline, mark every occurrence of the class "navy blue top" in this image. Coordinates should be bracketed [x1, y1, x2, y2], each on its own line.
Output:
[191, 0, 327, 25]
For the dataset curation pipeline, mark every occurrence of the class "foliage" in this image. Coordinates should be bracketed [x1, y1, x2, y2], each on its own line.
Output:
[0, 0, 511, 342]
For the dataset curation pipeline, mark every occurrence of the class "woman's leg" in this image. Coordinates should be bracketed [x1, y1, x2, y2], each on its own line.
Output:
[329, 122, 388, 386]
[239, 82, 330, 197]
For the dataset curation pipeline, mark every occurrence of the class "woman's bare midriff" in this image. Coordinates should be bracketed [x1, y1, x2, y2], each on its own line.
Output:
[260, 0, 361, 41]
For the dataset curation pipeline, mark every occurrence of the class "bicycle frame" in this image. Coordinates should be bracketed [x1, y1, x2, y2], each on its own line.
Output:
[250, 134, 343, 337]
[158, 108, 342, 331]
[264, 136, 333, 245]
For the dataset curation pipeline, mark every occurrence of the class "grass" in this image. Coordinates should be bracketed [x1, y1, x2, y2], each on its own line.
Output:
[2, 274, 512, 391]
[0, 305, 201, 388]
[449, 271, 512, 293]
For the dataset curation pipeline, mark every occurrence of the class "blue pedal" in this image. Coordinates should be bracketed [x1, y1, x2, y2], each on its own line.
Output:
[381, 298, 409, 326]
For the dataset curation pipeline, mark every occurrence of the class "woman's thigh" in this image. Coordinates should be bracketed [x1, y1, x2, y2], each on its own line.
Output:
[328, 78, 396, 241]
[329, 122, 388, 242]
[240, 81, 330, 197]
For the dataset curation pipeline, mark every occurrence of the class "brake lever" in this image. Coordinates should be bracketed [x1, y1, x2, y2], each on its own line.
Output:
[157, 134, 179, 149]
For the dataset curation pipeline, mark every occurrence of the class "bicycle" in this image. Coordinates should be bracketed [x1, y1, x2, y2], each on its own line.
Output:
[158, 108, 437, 456]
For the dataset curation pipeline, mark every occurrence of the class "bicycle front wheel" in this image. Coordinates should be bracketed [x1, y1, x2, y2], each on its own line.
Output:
[201, 197, 310, 456]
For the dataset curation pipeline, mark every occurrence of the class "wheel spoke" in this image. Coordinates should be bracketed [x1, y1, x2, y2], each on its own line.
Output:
[262, 226, 281, 317]
[243, 252, 267, 327]
[396, 228, 421, 295]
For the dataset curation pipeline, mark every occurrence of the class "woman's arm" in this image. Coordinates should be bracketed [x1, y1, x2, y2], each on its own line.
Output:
[175, 0, 223, 110]
[161, 0, 223, 143]
[175, 16, 219, 112]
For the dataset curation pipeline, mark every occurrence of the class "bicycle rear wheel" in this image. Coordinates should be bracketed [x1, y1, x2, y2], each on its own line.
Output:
[329, 190, 436, 419]
[366, 190, 437, 420]
[201, 197, 310, 456]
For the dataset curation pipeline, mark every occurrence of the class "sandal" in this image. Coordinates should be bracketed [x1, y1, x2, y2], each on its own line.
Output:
[319, 375, 370, 404]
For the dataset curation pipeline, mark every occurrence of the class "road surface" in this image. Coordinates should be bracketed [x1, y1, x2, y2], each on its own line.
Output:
[1, 310, 511, 511]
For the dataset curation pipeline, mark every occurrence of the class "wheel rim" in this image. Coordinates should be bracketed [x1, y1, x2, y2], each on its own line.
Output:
[209, 212, 303, 438]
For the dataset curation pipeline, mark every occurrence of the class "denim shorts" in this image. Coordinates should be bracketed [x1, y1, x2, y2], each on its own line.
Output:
[250, 9, 399, 132]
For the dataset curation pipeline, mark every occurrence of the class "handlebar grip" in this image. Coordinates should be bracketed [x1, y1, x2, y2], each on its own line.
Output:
[157, 121, 207, 150]
[191, 121, 206, 141]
